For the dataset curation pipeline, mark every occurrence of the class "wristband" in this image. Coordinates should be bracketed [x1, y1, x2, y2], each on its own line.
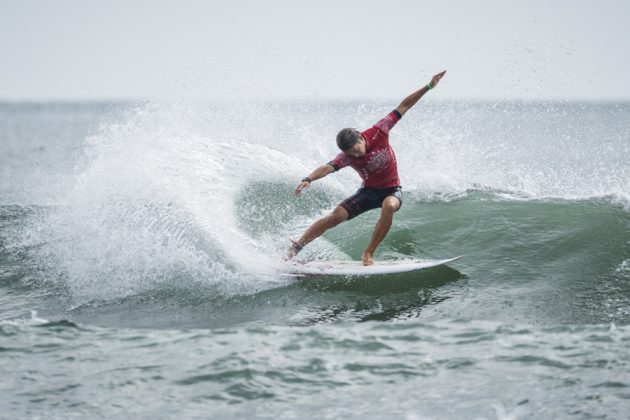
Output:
[427, 82, 433, 90]
[302, 177, 312, 183]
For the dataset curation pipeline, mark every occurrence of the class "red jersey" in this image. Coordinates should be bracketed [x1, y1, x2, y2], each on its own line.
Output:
[328, 110, 402, 188]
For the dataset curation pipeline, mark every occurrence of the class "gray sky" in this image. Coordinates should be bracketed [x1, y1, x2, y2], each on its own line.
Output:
[1, 0, 629, 101]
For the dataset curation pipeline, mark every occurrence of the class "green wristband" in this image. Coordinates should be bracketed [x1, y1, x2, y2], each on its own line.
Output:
[427, 82, 433, 90]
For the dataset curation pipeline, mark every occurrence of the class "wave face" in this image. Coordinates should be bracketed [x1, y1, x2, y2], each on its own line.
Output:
[1, 100, 630, 418]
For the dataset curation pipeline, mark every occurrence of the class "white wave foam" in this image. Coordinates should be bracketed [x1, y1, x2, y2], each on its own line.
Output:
[616, 259, 630, 275]
[0, 310, 49, 327]
[394, 102, 630, 209]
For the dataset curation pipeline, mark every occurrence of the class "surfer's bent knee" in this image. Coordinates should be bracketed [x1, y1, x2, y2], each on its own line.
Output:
[381, 196, 400, 216]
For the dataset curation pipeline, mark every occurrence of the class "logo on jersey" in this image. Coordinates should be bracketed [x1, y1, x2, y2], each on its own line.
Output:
[366, 148, 389, 172]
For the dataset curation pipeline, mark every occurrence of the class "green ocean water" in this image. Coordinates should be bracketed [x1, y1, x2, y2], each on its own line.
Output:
[1, 101, 629, 418]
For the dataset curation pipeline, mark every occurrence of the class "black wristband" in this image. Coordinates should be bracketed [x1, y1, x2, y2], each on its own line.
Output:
[327, 162, 340, 172]
[302, 177, 312, 183]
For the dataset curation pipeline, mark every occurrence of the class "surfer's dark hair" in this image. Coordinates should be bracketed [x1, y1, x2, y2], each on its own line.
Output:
[336, 128, 360, 151]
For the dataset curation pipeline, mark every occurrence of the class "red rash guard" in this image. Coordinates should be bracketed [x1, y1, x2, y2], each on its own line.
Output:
[328, 110, 402, 188]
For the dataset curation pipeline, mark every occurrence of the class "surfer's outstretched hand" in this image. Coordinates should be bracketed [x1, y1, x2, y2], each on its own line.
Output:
[294, 180, 310, 196]
[430, 70, 446, 88]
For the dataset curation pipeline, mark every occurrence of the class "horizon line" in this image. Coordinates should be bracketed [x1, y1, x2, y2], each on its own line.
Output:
[1, 96, 629, 105]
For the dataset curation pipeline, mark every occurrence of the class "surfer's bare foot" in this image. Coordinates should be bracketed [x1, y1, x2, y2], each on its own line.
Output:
[362, 250, 374, 266]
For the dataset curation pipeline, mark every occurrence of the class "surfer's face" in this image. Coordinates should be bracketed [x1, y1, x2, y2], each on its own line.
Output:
[344, 135, 366, 158]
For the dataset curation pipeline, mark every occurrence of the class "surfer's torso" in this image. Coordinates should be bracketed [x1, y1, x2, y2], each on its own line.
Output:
[328, 110, 402, 189]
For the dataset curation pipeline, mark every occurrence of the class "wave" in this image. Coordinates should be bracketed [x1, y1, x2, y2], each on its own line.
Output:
[5, 99, 629, 305]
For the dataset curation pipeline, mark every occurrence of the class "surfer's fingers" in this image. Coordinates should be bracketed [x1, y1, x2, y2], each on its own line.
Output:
[294, 182, 306, 195]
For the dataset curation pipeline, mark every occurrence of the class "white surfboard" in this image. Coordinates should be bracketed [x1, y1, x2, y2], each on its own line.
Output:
[285, 256, 462, 276]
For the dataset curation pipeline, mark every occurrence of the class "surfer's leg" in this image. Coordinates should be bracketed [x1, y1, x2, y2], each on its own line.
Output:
[289, 206, 348, 257]
[362, 195, 401, 266]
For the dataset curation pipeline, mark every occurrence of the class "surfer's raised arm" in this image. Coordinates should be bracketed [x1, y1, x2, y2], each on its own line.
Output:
[294, 164, 335, 196]
[395, 70, 446, 116]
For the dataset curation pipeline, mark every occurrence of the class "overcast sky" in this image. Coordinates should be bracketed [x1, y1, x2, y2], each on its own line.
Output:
[1, 0, 629, 101]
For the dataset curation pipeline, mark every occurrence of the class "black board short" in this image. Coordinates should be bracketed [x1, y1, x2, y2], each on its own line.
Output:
[339, 186, 403, 220]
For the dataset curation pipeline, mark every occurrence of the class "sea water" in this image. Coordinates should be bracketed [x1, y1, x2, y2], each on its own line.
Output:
[1, 99, 629, 418]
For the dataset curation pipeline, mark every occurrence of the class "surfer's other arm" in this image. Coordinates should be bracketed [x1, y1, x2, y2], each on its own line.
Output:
[396, 70, 447, 116]
[294, 164, 335, 196]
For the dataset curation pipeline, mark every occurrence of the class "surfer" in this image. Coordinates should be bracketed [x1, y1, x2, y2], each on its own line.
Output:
[289, 71, 446, 265]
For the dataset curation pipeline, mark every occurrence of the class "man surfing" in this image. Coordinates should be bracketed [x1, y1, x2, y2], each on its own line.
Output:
[289, 71, 446, 265]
